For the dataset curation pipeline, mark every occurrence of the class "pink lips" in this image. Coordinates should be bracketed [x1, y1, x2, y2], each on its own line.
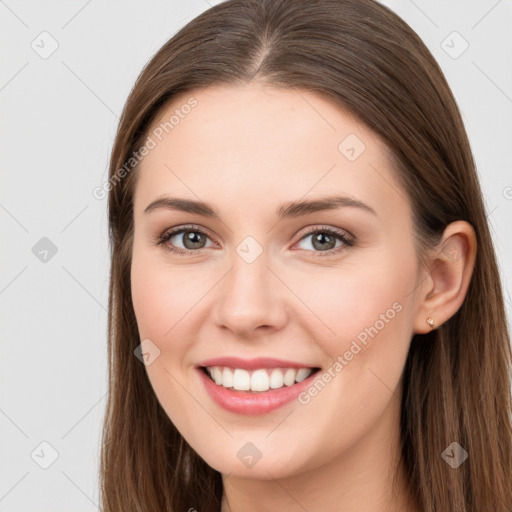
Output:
[196, 358, 320, 415]
[196, 356, 315, 371]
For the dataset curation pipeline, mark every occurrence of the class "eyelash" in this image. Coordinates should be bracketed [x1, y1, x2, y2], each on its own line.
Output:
[155, 224, 355, 257]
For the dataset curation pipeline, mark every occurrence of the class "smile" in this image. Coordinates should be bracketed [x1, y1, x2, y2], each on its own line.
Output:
[203, 366, 318, 392]
[197, 365, 321, 415]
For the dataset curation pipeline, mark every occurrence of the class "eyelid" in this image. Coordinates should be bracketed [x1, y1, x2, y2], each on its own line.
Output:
[294, 224, 355, 243]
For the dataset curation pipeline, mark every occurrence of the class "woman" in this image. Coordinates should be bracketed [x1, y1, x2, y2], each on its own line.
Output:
[99, 0, 512, 510]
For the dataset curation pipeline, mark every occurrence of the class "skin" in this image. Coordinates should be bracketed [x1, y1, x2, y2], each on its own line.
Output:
[130, 83, 476, 512]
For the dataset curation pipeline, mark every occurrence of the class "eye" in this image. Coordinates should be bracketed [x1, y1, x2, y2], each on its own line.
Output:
[156, 225, 215, 255]
[293, 226, 355, 257]
[156, 224, 355, 257]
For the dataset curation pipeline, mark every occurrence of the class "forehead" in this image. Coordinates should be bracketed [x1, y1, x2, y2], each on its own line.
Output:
[134, 83, 408, 221]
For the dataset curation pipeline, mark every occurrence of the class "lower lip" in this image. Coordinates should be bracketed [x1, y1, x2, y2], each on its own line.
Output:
[197, 367, 319, 415]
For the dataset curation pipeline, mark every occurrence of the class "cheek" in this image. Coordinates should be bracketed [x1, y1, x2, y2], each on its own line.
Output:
[130, 249, 206, 433]
[130, 247, 207, 342]
[290, 247, 417, 377]
[284, 253, 416, 459]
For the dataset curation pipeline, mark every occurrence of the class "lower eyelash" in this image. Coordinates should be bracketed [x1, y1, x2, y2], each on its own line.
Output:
[156, 226, 355, 256]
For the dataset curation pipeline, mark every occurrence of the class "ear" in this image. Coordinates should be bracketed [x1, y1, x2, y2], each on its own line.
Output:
[413, 221, 477, 334]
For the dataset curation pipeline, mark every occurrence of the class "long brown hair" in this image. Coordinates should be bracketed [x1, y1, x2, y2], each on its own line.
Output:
[100, 0, 512, 510]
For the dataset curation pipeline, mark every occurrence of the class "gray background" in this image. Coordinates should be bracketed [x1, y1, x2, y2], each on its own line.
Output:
[1, 0, 511, 510]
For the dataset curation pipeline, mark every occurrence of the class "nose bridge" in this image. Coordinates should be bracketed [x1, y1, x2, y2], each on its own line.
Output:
[214, 246, 286, 335]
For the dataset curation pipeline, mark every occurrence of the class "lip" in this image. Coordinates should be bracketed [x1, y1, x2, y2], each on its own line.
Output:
[196, 356, 317, 371]
[196, 366, 320, 415]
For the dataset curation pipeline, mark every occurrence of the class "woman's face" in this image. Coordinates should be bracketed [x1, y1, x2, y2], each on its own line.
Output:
[131, 83, 423, 479]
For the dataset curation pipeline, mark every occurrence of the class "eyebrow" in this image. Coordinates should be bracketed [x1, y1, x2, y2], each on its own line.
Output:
[143, 194, 378, 219]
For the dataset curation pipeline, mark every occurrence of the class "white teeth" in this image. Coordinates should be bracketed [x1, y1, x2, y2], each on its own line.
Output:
[251, 369, 270, 391]
[233, 369, 251, 390]
[222, 367, 234, 388]
[269, 368, 284, 389]
[205, 366, 314, 391]
[295, 368, 312, 382]
[283, 368, 296, 386]
[211, 366, 223, 385]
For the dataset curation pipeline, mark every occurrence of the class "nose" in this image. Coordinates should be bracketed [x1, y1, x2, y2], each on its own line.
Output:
[212, 253, 288, 338]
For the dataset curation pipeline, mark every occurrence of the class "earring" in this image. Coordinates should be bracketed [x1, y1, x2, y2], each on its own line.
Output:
[426, 317, 436, 329]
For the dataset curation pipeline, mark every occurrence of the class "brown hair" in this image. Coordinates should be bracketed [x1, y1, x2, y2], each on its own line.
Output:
[100, 0, 512, 510]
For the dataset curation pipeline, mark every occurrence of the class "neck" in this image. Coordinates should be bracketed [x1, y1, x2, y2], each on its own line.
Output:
[220, 389, 418, 512]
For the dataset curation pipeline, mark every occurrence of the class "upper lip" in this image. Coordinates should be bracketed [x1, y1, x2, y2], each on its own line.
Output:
[197, 356, 318, 371]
